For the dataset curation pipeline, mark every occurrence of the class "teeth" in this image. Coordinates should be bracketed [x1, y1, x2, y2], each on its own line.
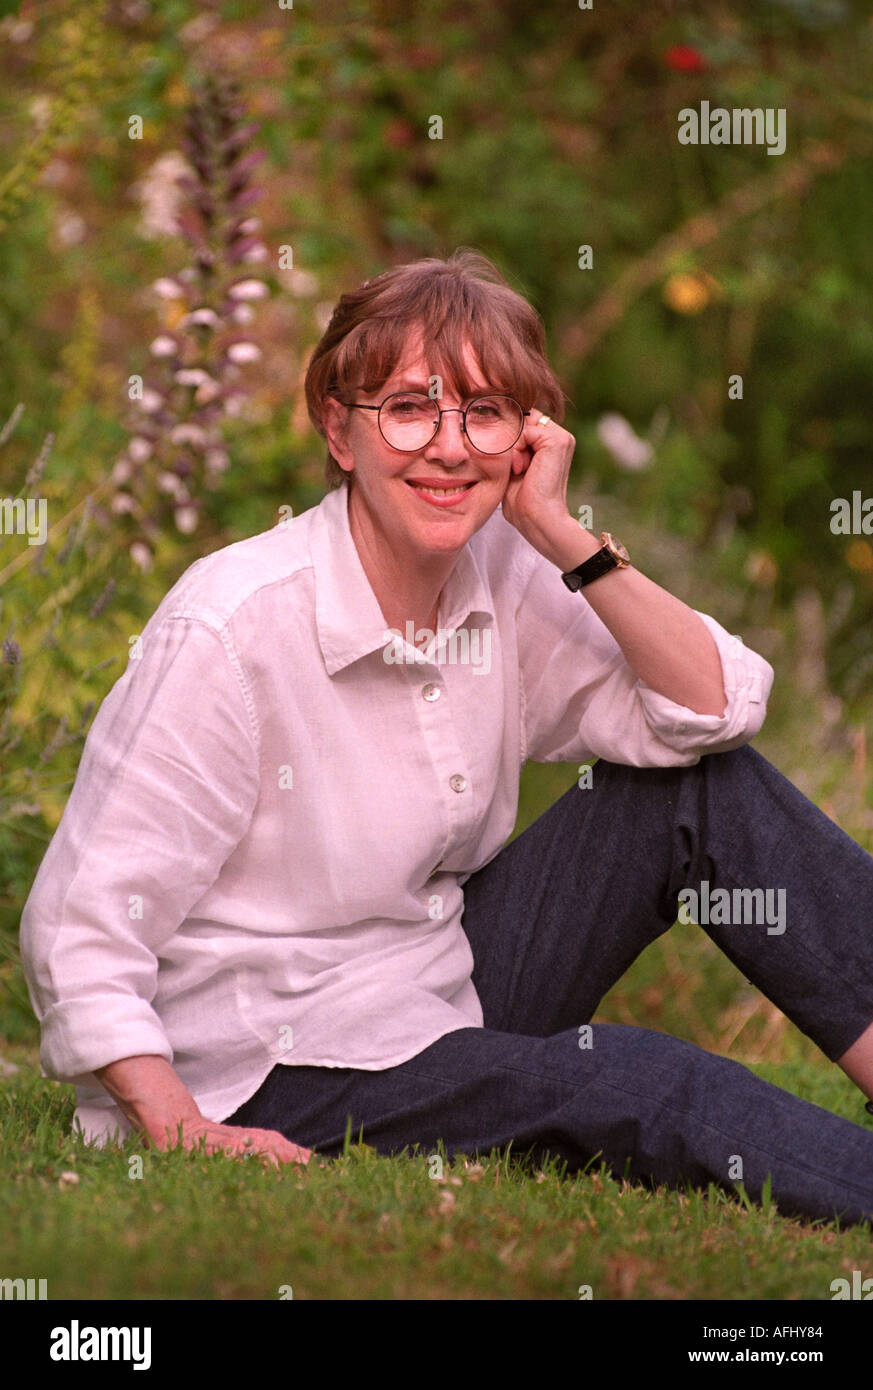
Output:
[410, 483, 472, 497]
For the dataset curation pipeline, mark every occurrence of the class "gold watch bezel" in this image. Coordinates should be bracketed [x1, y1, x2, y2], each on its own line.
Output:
[601, 532, 630, 567]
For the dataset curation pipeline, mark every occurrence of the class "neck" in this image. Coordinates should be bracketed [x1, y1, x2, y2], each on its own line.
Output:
[346, 483, 454, 634]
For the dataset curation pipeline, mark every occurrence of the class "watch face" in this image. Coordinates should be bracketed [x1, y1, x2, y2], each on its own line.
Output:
[604, 534, 630, 564]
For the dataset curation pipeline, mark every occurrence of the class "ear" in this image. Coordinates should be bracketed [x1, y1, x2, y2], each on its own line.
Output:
[322, 397, 356, 476]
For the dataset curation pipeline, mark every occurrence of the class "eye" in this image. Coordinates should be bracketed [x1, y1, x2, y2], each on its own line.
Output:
[384, 394, 432, 418]
[468, 396, 513, 422]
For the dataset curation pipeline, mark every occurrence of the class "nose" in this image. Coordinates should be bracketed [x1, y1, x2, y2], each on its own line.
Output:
[424, 407, 469, 464]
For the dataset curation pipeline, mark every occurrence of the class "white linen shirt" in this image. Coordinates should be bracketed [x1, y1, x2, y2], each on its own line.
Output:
[19, 482, 774, 1145]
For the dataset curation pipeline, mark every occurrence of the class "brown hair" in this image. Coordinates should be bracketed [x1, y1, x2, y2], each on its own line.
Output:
[304, 248, 567, 489]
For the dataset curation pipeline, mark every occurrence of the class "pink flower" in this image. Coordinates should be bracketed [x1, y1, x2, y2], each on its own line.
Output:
[596, 413, 654, 471]
[130, 541, 153, 571]
[152, 278, 185, 299]
[183, 308, 221, 329]
[112, 459, 134, 483]
[138, 389, 165, 413]
[149, 335, 178, 357]
[170, 424, 208, 448]
[228, 278, 268, 301]
[174, 505, 199, 534]
[226, 341, 261, 364]
[128, 437, 153, 463]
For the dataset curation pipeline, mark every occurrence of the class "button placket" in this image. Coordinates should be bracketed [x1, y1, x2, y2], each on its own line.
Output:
[415, 657, 473, 871]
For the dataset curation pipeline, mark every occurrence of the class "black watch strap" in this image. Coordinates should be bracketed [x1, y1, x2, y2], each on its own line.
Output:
[561, 533, 629, 592]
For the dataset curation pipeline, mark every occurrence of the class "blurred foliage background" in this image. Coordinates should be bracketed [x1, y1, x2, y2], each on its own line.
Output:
[1, 0, 872, 1062]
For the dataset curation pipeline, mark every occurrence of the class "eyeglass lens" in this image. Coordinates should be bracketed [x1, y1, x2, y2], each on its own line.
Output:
[378, 393, 523, 453]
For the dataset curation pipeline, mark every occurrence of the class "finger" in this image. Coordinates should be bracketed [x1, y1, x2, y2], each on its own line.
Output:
[511, 443, 532, 475]
[241, 1133, 312, 1166]
[521, 407, 551, 436]
[256, 1131, 313, 1163]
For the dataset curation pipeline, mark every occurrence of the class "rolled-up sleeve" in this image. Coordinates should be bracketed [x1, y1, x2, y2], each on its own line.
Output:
[19, 616, 261, 1082]
[515, 547, 774, 768]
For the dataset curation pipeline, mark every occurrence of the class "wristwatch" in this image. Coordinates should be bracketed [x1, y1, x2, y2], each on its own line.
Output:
[561, 532, 630, 591]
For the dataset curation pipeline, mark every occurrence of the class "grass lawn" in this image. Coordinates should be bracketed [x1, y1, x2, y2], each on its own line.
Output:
[1, 1042, 871, 1301]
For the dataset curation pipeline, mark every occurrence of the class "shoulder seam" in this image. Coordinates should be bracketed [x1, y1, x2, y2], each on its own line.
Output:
[164, 614, 261, 758]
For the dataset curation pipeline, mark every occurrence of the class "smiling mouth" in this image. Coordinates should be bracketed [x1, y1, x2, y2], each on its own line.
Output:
[405, 480, 477, 498]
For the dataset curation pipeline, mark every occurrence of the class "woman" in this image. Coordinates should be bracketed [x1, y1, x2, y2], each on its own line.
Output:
[20, 250, 873, 1227]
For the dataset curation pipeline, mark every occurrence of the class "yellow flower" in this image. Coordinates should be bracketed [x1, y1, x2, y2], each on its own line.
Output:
[162, 300, 189, 330]
[662, 271, 721, 315]
[847, 540, 873, 573]
[745, 550, 778, 587]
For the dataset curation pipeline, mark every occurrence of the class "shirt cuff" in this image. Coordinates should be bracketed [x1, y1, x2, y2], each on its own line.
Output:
[635, 611, 774, 754]
[38, 994, 174, 1083]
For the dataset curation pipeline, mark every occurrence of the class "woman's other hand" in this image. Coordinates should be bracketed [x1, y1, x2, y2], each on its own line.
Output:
[501, 410, 579, 562]
[147, 1116, 313, 1170]
[94, 1054, 313, 1170]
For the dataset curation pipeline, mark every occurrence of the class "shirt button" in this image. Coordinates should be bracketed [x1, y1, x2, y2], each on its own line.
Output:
[449, 774, 467, 793]
[422, 683, 441, 701]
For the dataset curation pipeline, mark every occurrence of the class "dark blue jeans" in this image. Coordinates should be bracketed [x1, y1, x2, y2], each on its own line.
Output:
[224, 745, 873, 1227]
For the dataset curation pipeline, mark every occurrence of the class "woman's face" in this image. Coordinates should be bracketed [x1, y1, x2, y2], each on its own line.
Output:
[323, 329, 530, 560]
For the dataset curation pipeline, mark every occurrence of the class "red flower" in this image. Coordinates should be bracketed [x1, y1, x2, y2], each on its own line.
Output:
[663, 44, 707, 74]
[384, 118, 416, 150]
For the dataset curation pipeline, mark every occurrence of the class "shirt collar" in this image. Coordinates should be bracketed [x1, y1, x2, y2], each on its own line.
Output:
[309, 483, 495, 676]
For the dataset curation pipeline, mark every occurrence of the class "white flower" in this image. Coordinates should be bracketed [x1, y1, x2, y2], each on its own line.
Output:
[174, 368, 209, 386]
[596, 413, 654, 471]
[195, 379, 221, 404]
[38, 158, 70, 189]
[183, 308, 220, 329]
[130, 541, 153, 571]
[170, 424, 208, 447]
[139, 389, 165, 413]
[112, 459, 134, 484]
[157, 471, 184, 496]
[7, 18, 34, 44]
[231, 304, 255, 325]
[132, 151, 193, 240]
[152, 277, 184, 299]
[150, 335, 177, 358]
[205, 448, 230, 473]
[128, 437, 153, 463]
[228, 278, 268, 301]
[110, 493, 135, 513]
[226, 341, 261, 364]
[174, 505, 199, 534]
[243, 242, 269, 264]
[55, 209, 86, 247]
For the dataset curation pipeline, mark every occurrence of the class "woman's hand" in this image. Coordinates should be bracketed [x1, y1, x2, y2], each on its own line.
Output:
[501, 409, 578, 560]
[145, 1115, 313, 1170]
[94, 1054, 313, 1171]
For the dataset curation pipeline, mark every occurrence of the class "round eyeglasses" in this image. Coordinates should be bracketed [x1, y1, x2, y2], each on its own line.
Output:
[344, 392, 530, 454]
